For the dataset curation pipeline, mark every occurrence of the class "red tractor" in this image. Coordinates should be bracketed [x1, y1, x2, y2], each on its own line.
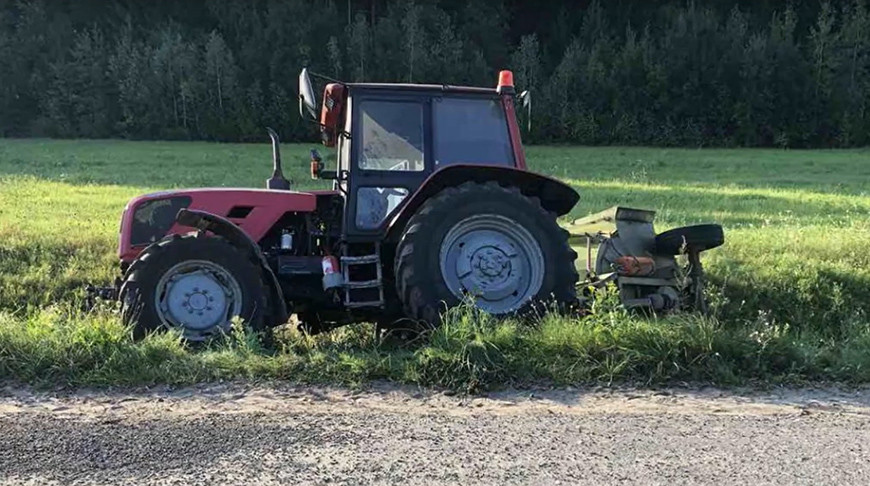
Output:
[111, 69, 581, 340]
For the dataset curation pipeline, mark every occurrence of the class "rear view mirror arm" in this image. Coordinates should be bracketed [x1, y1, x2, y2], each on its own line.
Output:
[307, 70, 345, 85]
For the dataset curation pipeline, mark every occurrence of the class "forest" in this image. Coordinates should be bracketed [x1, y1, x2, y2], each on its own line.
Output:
[1, 0, 869, 147]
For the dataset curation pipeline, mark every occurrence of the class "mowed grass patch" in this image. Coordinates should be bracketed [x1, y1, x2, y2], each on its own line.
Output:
[1, 138, 869, 389]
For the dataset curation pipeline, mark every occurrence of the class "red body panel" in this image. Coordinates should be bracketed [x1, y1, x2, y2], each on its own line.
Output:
[118, 188, 323, 262]
[501, 95, 527, 170]
[320, 83, 346, 147]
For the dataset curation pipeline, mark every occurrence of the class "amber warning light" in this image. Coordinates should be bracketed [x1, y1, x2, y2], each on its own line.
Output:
[497, 70, 514, 95]
[310, 149, 323, 179]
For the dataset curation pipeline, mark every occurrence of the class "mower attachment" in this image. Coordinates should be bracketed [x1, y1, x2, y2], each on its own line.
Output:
[565, 206, 724, 313]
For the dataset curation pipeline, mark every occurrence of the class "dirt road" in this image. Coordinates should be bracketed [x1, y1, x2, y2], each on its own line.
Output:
[2, 383, 870, 485]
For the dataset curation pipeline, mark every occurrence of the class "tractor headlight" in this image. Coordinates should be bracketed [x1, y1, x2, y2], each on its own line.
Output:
[129, 196, 192, 246]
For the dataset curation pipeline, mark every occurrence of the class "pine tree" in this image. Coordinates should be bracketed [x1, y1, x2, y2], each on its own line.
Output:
[511, 34, 542, 94]
[327, 35, 342, 79]
[204, 30, 237, 115]
[809, 2, 838, 143]
[835, 0, 870, 145]
[109, 17, 154, 137]
[346, 12, 370, 82]
[151, 26, 199, 137]
[401, 1, 422, 83]
[510, 34, 542, 139]
[42, 27, 115, 137]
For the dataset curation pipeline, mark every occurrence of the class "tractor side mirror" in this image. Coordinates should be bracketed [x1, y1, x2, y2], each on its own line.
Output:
[298, 68, 317, 120]
[518, 90, 532, 132]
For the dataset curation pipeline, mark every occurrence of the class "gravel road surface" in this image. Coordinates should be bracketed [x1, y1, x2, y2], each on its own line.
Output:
[2, 383, 870, 485]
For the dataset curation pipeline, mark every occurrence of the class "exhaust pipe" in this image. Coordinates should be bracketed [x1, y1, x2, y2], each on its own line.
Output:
[265, 127, 291, 190]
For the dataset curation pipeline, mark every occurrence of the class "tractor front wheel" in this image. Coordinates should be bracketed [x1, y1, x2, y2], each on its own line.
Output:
[119, 234, 269, 341]
[395, 181, 578, 325]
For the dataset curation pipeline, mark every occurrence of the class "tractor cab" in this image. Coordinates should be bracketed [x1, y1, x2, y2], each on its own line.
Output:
[299, 69, 531, 240]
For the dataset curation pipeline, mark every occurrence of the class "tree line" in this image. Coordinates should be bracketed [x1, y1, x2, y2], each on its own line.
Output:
[1, 0, 868, 147]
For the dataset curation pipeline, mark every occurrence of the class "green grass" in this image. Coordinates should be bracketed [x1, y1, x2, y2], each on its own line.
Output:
[1, 138, 869, 390]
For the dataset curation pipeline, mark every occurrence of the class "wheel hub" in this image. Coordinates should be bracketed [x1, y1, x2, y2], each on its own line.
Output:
[187, 292, 209, 311]
[155, 260, 242, 338]
[440, 214, 544, 314]
[472, 246, 511, 281]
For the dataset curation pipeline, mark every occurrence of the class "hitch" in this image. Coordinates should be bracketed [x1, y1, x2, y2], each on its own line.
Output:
[83, 278, 121, 311]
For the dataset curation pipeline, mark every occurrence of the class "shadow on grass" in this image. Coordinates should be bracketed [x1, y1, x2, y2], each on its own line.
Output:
[708, 266, 870, 339]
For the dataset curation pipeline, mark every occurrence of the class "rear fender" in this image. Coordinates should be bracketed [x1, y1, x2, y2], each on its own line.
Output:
[176, 209, 288, 325]
[385, 165, 579, 242]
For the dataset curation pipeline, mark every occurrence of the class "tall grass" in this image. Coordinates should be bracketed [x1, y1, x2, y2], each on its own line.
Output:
[3, 294, 869, 391]
[1, 140, 869, 389]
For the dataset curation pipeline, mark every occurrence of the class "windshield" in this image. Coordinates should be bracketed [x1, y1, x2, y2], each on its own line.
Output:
[433, 97, 514, 168]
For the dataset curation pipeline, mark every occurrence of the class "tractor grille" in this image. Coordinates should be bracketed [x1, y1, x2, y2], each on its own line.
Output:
[130, 196, 192, 246]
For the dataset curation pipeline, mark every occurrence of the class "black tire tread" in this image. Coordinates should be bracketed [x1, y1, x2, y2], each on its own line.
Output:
[394, 181, 578, 325]
[655, 224, 725, 255]
[119, 233, 270, 340]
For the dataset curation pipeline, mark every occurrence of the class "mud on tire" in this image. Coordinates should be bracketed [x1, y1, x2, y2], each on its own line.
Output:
[394, 181, 578, 326]
[119, 234, 269, 341]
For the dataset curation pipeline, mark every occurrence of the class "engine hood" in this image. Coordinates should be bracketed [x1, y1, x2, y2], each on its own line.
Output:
[118, 188, 321, 261]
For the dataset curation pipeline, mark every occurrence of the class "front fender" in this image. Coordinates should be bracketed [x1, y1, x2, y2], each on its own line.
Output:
[385, 164, 579, 242]
[176, 209, 288, 325]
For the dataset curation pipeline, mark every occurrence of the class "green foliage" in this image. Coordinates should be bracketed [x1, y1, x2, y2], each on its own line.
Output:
[2, 288, 868, 391]
[1, 1, 870, 146]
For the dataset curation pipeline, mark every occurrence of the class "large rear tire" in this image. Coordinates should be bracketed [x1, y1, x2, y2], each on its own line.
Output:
[395, 181, 578, 325]
[119, 234, 269, 341]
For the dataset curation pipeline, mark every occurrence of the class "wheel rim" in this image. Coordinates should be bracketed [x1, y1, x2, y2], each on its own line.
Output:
[439, 214, 545, 314]
[154, 260, 243, 340]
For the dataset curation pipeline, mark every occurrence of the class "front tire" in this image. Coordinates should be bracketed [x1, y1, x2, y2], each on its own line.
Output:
[119, 234, 269, 341]
[395, 181, 578, 325]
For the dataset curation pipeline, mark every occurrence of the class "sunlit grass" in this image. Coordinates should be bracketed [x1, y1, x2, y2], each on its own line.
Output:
[1, 138, 869, 389]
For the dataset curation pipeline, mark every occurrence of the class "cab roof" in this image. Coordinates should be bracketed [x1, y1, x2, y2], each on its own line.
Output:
[346, 82, 497, 95]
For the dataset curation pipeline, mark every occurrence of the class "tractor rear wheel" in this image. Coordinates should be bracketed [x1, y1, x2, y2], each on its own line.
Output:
[119, 234, 269, 341]
[395, 181, 578, 325]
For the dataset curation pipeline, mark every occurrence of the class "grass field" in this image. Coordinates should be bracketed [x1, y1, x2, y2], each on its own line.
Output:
[1, 138, 870, 390]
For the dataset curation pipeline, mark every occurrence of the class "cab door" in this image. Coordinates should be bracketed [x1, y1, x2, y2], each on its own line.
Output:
[344, 91, 433, 241]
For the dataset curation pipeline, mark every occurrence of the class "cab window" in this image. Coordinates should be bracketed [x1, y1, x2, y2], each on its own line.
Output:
[433, 97, 514, 167]
[359, 100, 425, 171]
[356, 187, 410, 229]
